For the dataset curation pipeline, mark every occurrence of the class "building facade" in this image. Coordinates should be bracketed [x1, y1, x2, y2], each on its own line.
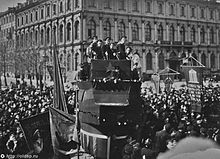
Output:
[0, 7, 16, 77]
[2, 0, 220, 82]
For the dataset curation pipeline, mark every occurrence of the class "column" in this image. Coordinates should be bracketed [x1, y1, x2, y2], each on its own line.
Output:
[177, 24, 180, 41]
[198, 26, 200, 44]
[207, 27, 210, 45]
[187, 25, 190, 42]
[143, 51, 146, 72]
[142, 20, 145, 43]
[114, 18, 118, 42]
[128, 19, 132, 43]
[154, 22, 157, 42]
[99, 17, 103, 39]
[83, 17, 86, 41]
[166, 23, 169, 41]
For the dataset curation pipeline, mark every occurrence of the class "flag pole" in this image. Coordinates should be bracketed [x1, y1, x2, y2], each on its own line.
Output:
[76, 87, 80, 159]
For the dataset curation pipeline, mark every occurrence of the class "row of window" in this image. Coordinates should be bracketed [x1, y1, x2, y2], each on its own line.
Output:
[0, 14, 15, 25]
[145, 51, 217, 70]
[17, 0, 80, 27]
[17, 21, 80, 48]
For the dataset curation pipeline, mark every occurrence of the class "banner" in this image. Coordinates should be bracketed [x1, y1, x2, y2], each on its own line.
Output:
[163, 76, 173, 93]
[151, 73, 160, 94]
[19, 112, 53, 159]
[20, 107, 79, 159]
[182, 66, 203, 112]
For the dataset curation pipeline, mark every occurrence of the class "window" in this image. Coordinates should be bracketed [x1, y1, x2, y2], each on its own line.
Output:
[180, 6, 185, 16]
[40, 29, 44, 45]
[35, 30, 38, 45]
[75, 20, 80, 40]
[158, 52, 164, 69]
[53, 4, 56, 15]
[47, 5, 50, 17]
[200, 27, 205, 43]
[211, 53, 215, 68]
[180, 26, 185, 42]
[17, 18, 20, 26]
[145, 23, 151, 41]
[145, 1, 151, 13]
[118, 21, 125, 40]
[41, 8, 44, 19]
[89, 0, 95, 7]
[201, 53, 206, 66]
[201, 8, 205, 19]
[30, 31, 33, 45]
[26, 14, 28, 24]
[146, 52, 152, 70]
[60, 2, 63, 13]
[59, 24, 63, 42]
[88, 19, 96, 38]
[133, 0, 138, 11]
[46, 27, 50, 44]
[118, 0, 125, 10]
[67, 54, 71, 71]
[67, 22, 71, 41]
[158, 3, 163, 14]
[169, 25, 175, 42]
[103, 21, 111, 39]
[132, 22, 139, 41]
[75, 53, 79, 71]
[210, 27, 215, 44]
[67, 0, 71, 11]
[170, 4, 174, 15]
[210, 10, 214, 20]
[35, 10, 38, 20]
[157, 24, 163, 41]
[104, 0, 111, 8]
[30, 13, 33, 22]
[191, 7, 195, 18]
[75, 0, 79, 8]
[22, 17, 24, 25]
[191, 27, 196, 42]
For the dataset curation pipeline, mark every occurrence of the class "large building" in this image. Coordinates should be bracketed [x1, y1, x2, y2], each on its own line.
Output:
[0, 7, 16, 77]
[1, 0, 220, 82]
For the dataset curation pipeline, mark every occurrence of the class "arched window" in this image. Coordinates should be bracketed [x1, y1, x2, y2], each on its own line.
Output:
[75, 53, 79, 71]
[146, 52, 152, 70]
[75, 20, 80, 40]
[133, 0, 138, 11]
[30, 31, 33, 45]
[191, 27, 196, 42]
[158, 3, 163, 14]
[118, 0, 125, 10]
[200, 27, 205, 43]
[170, 5, 174, 15]
[60, 1, 63, 13]
[67, 0, 71, 11]
[169, 25, 175, 41]
[46, 27, 50, 44]
[67, 22, 71, 41]
[26, 33, 29, 46]
[35, 30, 38, 45]
[211, 53, 215, 68]
[103, 20, 111, 39]
[201, 53, 206, 66]
[158, 52, 164, 69]
[180, 26, 185, 42]
[53, 26, 57, 42]
[210, 27, 215, 44]
[60, 54, 63, 65]
[145, 23, 151, 41]
[118, 21, 125, 40]
[88, 19, 96, 38]
[67, 53, 71, 71]
[59, 24, 63, 43]
[157, 24, 163, 41]
[132, 22, 139, 41]
[40, 29, 44, 45]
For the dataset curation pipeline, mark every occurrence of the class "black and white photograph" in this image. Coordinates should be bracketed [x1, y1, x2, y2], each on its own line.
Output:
[1, 0, 220, 159]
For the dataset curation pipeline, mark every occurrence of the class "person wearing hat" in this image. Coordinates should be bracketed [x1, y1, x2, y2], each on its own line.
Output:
[102, 37, 111, 60]
[116, 36, 127, 60]
[91, 39, 104, 59]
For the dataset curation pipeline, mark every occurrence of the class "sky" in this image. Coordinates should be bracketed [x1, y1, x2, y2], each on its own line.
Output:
[0, 0, 26, 12]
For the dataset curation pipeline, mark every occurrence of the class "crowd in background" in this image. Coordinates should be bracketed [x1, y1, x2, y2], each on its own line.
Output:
[121, 85, 220, 159]
[0, 82, 76, 155]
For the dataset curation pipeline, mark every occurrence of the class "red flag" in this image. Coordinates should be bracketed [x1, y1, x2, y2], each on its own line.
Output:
[52, 30, 68, 113]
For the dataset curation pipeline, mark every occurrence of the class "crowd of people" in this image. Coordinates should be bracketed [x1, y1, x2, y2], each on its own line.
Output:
[0, 82, 76, 155]
[120, 84, 220, 159]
